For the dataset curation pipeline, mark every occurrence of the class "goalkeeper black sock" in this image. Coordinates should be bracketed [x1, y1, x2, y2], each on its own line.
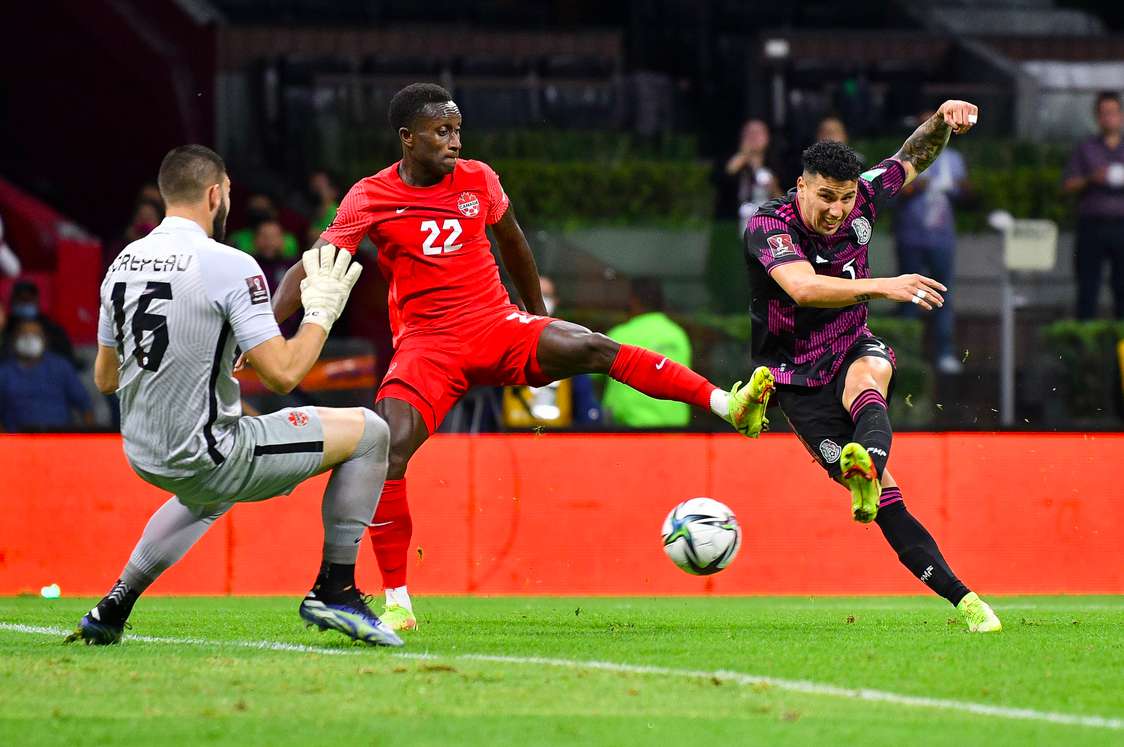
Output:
[94, 579, 139, 625]
[875, 496, 970, 606]
[849, 388, 892, 477]
[314, 563, 357, 598]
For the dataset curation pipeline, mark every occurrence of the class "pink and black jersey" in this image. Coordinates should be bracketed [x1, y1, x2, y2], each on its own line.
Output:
[743, 158, 907, 386]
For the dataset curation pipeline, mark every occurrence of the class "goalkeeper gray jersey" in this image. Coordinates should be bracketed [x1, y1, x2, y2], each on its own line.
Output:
[98, 216, 282, 478]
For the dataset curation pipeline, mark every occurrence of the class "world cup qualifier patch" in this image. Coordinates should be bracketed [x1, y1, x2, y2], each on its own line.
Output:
[767, 233, 798, 259]
[245, 275, 269, 305]
[458, 192, 480, 218]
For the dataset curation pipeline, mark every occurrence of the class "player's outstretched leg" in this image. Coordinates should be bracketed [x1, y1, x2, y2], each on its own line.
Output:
[68, 497, 230, 645]
[299, 408, 403, 646]
[874, 483, 1001, 633]
[535, 322, 760, 435]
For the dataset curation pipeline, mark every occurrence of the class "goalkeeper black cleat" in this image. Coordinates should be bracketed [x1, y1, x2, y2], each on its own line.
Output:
[65, 580, 137, 646]
[299, 588, 404, 647]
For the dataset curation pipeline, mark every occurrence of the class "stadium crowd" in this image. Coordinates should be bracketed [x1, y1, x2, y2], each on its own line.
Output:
[1, 89, 1123, 432]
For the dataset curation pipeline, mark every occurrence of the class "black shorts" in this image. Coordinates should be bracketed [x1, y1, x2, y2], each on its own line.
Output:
[773, 335, 895, 479]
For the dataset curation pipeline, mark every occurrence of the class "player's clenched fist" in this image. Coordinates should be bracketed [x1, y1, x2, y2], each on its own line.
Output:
[881, 273, 946, 312]
[299, 244, 363, 333]
[937, 100, 978, 135]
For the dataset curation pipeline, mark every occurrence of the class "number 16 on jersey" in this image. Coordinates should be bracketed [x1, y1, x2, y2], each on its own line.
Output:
[111, 281, 173, 372]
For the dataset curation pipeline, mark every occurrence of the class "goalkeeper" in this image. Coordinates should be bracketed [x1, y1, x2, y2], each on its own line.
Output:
[68, 144, 401, 647]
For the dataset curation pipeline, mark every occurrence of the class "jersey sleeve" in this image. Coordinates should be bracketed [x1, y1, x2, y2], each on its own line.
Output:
[200, 247, 282, 352]
[482, 163, 510, 225]
[859, 158, 908, 215]
[744, 213, 808, 273]
[96, 301, 116, 347]
[321, 181, 374, 253]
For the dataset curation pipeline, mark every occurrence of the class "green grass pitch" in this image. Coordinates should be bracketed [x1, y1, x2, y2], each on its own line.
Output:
[2, 595, 1122, 746]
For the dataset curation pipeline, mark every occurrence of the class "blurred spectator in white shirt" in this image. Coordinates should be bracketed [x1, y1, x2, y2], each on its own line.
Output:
[0, 213, 21, 278]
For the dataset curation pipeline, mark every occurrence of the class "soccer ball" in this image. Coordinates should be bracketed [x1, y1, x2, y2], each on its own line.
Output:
[661, 497, 742, 575]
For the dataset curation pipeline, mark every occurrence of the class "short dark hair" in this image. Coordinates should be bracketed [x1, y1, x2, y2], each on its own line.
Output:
[158, 145, 226, 205]
[388, 83, 455, 132]
[801, 140, 863, 182]
[630, 277, 664, 312]
[12, 280, 40, 301]
[1095, 91, 1120, 111]
[254, 218, 283, 235]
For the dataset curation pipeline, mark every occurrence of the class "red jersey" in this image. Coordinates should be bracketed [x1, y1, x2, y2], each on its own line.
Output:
[322, 158, 511, 342]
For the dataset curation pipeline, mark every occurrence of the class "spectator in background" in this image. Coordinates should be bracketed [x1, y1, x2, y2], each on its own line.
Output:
[815, 114, 866, 164]
[250, 219, 299, 336]
[816, 115, 848, 144]
[894, 110, 969, 375]
[601, 278, 691, 427]
[726, 119, 782, 232]
[307, 169, 340, 243]
[228, 193, 300, 258]
[105, 198, 163, 269]
[136, 182, 163, 206]
[2, 280, 77, 367]
[0, 317, 92, 431]
[1063, 91, 1124, 319]
[250, 218, 292, 291]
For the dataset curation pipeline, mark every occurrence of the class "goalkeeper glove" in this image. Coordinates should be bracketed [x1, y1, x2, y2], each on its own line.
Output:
[299, 244, 362, 333]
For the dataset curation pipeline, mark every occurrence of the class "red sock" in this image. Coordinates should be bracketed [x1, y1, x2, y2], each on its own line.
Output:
[367, 478, 412, 589]
[608, 344, 716, 410]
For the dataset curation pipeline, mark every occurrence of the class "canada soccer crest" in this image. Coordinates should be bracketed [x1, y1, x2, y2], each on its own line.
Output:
[767, 233, 798, 259]
[458, 192, 480, 218]
[288, 410, 309, 428]
[852, 216, 872, 245]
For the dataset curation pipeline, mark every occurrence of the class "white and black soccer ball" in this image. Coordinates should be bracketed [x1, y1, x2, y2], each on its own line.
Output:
[661, 497, 742, 576]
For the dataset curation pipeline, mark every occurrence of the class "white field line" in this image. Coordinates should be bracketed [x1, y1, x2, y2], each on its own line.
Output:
[1, 621, 1121, 731]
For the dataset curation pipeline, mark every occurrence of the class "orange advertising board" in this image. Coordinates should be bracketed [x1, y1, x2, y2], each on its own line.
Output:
[1, 433, 1120, 595]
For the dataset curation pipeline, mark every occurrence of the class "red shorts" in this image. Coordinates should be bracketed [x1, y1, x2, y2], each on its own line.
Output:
[376, 306, 558, 433]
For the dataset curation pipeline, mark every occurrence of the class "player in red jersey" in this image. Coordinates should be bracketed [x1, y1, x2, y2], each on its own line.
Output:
[272, 83, 773, 630]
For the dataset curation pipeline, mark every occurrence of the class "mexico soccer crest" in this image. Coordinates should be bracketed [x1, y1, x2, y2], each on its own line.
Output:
[852, 216, 872, 245]
[458, 192, 480, 218]
[819, 439, 842, 464]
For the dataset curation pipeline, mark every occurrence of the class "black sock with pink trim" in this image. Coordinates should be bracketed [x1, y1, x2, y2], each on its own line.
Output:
[849, 388, 892, 477]
[875, 489, 970, 606]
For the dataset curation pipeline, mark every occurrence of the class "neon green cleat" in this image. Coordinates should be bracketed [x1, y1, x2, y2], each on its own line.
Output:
[957, 592, 1003, 633]
[380, 604, 418, 632]
[729, 366, 775, 438]
[839, 442, 881, 523]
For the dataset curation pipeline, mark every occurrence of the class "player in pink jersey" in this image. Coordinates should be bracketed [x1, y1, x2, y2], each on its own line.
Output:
[743, 101, 1000, 632]
[271, 83, 775, 630]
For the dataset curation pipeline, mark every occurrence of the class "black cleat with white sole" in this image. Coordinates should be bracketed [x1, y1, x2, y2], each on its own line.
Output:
[299, 589, 404, 647]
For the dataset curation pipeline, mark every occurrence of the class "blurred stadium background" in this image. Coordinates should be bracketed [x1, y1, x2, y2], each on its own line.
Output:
[0, 0, 1122, 597]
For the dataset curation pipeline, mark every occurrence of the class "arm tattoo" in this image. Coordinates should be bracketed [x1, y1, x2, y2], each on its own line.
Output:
[894, 114, 951, 175]
[854, 294, 874, 303]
